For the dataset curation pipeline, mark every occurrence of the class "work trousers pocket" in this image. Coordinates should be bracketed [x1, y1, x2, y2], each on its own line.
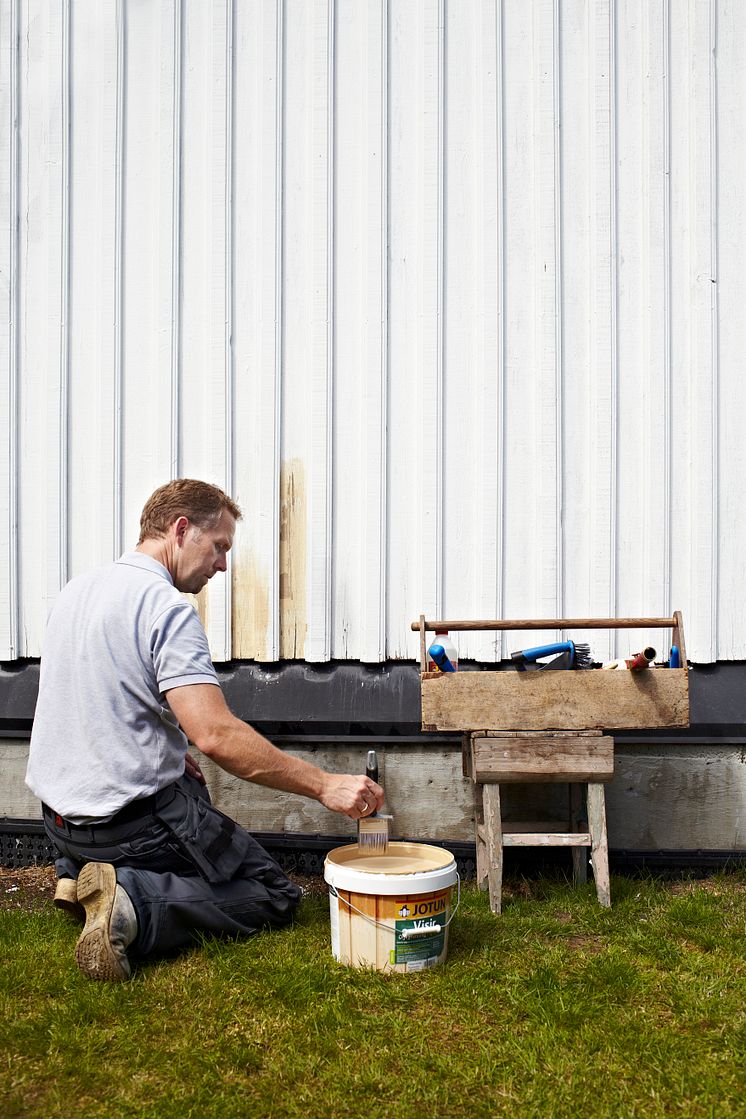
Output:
[156, 785, 252, 884]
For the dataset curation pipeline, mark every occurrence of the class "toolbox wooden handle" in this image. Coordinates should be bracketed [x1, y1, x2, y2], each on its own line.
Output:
[412, 616, 679, 631]
[413, 612, 687, 670]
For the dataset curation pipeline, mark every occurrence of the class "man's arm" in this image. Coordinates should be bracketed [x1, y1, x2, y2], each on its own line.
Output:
[165, 683, 384, 819]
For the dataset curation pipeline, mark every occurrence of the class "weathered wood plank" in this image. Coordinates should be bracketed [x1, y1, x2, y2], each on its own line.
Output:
[421, 668, 689, 731]
[471, 734, 614, 782]
[481, 729, 600, 738]
[482, 785, 502, 915]
[588, 782, 611, 907]
[502, 831, 592, 846]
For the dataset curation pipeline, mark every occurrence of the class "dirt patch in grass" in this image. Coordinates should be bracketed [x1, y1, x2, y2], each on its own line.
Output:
[565, 933, 604, 952]
[666, 876, 746, 897]
[0, 865, 58, 913]
[0, 864, 328, 915]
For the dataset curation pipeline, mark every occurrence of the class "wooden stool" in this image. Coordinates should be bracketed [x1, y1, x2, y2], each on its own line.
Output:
[468, 731, 614, 914]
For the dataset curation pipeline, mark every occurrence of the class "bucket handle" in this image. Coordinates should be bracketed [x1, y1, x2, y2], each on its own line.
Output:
[330, 872, 461, 936]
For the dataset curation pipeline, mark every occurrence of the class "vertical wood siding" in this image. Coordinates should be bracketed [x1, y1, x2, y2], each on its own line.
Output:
[0, 0, 742, 664]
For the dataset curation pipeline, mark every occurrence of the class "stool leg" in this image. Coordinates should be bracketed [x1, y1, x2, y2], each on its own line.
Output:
[587, 782, 611, 907]
[570, 784, 588, 886]
[482, 784, 503, 915]
[475, 786, 489, 892]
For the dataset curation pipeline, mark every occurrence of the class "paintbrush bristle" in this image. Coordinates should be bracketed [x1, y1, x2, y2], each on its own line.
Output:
[357, 815, 391, 853]
[358, 832, 389, 852]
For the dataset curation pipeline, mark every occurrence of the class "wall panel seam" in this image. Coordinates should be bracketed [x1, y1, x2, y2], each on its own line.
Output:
[224, 0, 235, 655]
[170, 0, 184, 479]
[436, 0, 445, 615]
[709, 0, 719, 653]
[380, 0, 390, 659]
[7, 0, 20, 658]
[272, 0, 285, 662]
[326, 0, 336, 660]
[553, 0, 564, 621]
[113, 0, 126, 558]
[609, 0, 619, 639]
[662, 0, 672, 617]
[225, 0, 235, 498]
[496, 0, 506, 652]
[60, 0, 71, 587]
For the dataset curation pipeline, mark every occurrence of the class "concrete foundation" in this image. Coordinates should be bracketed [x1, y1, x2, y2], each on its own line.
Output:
[4, 737, 744, 855]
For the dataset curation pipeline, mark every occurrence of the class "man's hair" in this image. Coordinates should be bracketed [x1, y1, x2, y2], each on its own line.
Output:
[138, 479, 242, 543]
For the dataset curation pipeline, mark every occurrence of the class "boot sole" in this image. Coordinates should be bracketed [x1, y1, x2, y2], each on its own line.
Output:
[74, 863, 131, 981]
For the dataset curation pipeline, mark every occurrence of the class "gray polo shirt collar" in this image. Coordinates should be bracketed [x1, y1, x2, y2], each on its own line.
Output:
[117, 552, 174, 584]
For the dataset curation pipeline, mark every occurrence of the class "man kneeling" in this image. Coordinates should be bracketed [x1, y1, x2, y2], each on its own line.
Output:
[26, 479, 383, 980]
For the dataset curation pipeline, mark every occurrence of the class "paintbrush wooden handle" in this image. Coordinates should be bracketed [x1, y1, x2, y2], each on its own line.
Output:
[365, 749, 379, 785]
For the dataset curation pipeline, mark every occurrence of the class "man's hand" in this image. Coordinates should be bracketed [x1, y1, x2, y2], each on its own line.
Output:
[318, 773, 385, 819]
[184, 752, 207, 786]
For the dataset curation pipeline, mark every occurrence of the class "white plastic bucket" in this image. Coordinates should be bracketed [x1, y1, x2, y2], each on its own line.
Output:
[324, 841, 459, 972]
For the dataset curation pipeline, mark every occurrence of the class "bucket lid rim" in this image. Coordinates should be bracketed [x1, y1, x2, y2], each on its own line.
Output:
[324, 840, 456, 876]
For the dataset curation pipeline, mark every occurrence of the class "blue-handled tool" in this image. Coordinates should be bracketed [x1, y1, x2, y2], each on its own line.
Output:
[510, 640, 593, 671]
[428, 642, 456, 672]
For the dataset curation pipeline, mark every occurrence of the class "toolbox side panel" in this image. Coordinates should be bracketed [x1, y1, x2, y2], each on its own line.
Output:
[421, 670, 690, 732]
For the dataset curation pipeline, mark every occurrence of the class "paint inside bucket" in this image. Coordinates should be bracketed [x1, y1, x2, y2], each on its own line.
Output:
[324, 841, 459, 972]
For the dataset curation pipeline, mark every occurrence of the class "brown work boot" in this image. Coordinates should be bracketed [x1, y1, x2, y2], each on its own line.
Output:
[53, 877, 84, 922]
[74, 863, 137, 981]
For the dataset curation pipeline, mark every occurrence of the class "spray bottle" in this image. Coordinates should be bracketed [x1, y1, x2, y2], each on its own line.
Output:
[427, 628, 458, 672]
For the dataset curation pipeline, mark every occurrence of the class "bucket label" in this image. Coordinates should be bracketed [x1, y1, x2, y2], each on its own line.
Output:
[391, 890, 449, 966]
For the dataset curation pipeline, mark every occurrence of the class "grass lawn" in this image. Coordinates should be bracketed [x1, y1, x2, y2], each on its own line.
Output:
[1, 867, 745, 1118]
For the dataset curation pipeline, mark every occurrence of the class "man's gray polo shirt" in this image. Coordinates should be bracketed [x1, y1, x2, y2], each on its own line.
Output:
[26, 552, 219, 822]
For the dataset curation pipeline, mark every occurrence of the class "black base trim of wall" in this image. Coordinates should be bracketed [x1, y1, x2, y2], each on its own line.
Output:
[4, 658, 746, 737]
[2, 819, 745, 880]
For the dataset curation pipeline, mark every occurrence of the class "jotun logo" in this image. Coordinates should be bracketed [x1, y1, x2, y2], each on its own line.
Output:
[397, 897, 446, 919]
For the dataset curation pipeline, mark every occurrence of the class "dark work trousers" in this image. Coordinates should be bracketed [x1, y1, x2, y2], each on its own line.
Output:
[42, 774, 302, 959]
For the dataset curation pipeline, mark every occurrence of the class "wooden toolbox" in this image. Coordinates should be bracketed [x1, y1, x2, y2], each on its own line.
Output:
[413, 613, 690, 734]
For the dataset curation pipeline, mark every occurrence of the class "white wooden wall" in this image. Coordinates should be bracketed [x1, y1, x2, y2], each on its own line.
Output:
[1, 0, 744, 665]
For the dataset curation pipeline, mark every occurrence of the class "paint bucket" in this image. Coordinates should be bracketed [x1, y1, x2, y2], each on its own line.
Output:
[324, 841, 460, 972]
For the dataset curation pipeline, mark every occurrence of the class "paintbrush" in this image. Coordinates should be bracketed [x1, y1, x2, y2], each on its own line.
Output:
[357, 749, 392, 853]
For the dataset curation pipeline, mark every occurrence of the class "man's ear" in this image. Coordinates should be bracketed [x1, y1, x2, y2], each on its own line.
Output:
[174, 516, 190, 544]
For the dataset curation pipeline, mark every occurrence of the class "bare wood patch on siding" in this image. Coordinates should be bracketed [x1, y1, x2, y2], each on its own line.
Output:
[192, 590, 208, 634]
[280, 458, 307, 658]
[231, 543, 270, 661]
